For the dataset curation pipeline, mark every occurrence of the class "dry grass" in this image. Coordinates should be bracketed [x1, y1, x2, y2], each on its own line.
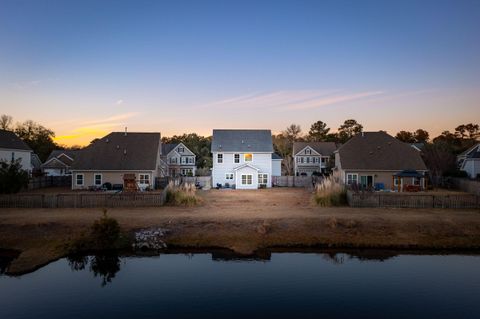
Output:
[313, 172, 347, 206]
[165, 180, 200, 206]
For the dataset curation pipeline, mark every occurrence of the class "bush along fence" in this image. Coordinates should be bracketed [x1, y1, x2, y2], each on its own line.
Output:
[347, 191, 480, 209]
[0, 192, 166, 209]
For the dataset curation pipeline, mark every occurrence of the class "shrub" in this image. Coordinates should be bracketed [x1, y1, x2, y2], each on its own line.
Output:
[68, 209, 126, 254]
[0, 160, 29, 194]
[165, 180, 200, 206]
[90, 209, 121, 249]
[443, 169, 468, 178]
[313, 172, 347, 207]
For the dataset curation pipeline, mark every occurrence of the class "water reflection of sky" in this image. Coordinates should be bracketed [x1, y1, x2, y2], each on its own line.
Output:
[1, 252, 479, 319]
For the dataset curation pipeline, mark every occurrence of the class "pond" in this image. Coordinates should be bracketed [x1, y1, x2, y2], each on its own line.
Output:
[1, 250, 479, 319]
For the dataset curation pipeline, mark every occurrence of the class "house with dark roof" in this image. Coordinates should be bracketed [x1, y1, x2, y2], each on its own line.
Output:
[160, 142, 196, 177]
[335, 131, 428, 191]
[42, 150, 80, 176]
[0, 129, 33, 172]
[293, 142, 337, 176]
[211, 129, 281, 189]
[70, 131, 161, 190]
[457, 143, 480, 179]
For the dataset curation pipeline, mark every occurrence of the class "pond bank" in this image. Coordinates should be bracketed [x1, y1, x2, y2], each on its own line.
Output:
[1, 188, 480, 275]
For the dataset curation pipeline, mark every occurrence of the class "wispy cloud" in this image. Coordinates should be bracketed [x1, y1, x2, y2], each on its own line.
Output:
[196, 89, 383, 111]
[11, 80, 41, 90]
[116, 99, 124, 105]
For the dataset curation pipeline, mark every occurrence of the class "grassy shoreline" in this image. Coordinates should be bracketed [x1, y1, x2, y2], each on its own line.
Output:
[1, 188, 479, 275]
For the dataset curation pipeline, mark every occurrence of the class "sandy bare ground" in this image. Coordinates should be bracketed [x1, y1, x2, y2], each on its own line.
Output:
[1, 188, 480, 274]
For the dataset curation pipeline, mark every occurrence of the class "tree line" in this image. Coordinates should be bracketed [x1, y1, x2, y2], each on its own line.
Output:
[2, 114, 479, 178]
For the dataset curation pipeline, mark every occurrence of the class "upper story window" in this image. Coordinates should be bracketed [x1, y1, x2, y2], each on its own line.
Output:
[217, 153, 223, 163]
[177, 147, 184, 153]
[244, 153, 253, 162]
[234, 154, 240, 163]
[306, 149, 311, 155]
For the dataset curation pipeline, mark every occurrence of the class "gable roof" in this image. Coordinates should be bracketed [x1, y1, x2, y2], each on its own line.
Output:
[458, 143, 480, 158]
[337, 131, 427, 171]
[161, 143, 178, 156]
[211, 129, 273, 152]
[293, 142, 337, 156]
[44, 150, 80, 166]
[71, 132, 161, 171]
[0, 130, 32, 151]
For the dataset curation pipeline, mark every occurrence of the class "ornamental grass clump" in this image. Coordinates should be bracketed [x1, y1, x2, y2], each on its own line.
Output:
[314, 172, 347, 207]
[165, 180, 200, 206]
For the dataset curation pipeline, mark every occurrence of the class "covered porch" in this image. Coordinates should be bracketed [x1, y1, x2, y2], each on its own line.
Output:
[392, 170, 427, 192]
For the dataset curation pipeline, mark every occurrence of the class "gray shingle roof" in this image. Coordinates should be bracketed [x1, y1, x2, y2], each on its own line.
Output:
[272, 153, 283, 160]
[72, 132, 161, 170]
[211, 129, 273, 152]
[293, 142, 337, 156]
[161, 143, 178, 156]
[45, 150, 80, 163]
[337, 131, 427, 171]
[0, 130, 32, 151]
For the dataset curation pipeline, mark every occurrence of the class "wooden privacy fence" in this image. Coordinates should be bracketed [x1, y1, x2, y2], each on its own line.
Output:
[0, 192, 166, 209]
[272, 176, 322, 188]
[347, 191, 480, 209]
[27, 176, 72, 190]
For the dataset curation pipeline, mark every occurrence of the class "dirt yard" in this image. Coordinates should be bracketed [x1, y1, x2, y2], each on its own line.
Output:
[1, 188, 480, 274]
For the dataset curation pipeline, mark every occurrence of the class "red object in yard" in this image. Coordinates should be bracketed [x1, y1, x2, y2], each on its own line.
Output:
[405, 185, 421, 192]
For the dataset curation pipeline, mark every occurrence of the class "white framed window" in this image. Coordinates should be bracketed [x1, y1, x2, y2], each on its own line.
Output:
[241, 174, 252, 185]
[234, 154, 240, 163]
[306, 157, 310, 163]
[306, 148, 311, 155]
[300, 157, 304, 163]
[217, 153, 223, 163]
[94, 173, 102, 186]
[226, 173, 234, 180]
[76, 174, 84, 186]
[177, 146, 184, 153]
[346, 173, 358, 185]
[413, 177, 421, 186]
[258, 173, 268, 185]
[244, 153, 253, 162]
[394, 176, 400, 186]
[139, 174, 150, 184]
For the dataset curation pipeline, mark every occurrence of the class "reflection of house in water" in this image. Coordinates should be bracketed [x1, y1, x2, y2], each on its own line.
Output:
[321, 250, 398, 265]
[211, 250, 272, 262]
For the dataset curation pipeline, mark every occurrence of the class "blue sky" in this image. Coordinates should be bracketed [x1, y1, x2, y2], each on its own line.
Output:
[1, 0, 479, 145]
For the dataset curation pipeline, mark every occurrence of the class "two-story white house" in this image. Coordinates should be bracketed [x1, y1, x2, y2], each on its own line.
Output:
[161, 142, 196, 177]
[211, 129, 277, 189]
[293, 142, 337, 176]
[0, 129, 33, 172]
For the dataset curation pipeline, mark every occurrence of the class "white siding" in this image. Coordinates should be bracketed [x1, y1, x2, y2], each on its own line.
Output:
[212, 152, 272, 188]
[463, 159, 480, 179]
[272, 159, 282, 176]
[0, 149, 32, 171]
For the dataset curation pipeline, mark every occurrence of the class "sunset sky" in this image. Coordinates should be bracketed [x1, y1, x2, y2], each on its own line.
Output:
[1, 0, 479, 146]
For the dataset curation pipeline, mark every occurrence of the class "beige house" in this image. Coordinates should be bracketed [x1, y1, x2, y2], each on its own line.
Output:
[71, 131, 162, 191]
[335, 131, 428, 191]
